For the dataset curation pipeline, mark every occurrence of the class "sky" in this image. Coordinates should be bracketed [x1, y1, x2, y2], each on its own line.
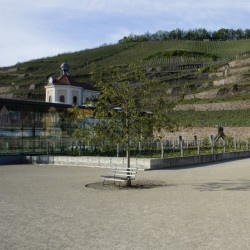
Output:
[1, 0, 250, 67]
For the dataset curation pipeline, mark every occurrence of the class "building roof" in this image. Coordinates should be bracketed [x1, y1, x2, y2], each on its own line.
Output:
[47, 75, 97, 91]
[46, 63, 98, 91]
[53, 75, 80, 87]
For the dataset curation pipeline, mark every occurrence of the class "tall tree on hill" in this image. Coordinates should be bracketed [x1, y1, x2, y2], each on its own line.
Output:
[91, 64, 176, 186]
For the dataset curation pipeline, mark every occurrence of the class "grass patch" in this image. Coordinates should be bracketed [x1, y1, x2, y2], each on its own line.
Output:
[144, 50, 219, 61]
[170, 109, 250, 127]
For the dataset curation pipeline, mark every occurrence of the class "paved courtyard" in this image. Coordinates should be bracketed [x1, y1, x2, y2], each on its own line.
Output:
[1, 159, 250, 249]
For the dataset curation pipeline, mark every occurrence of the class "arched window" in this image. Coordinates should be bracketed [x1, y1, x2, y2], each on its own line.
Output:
[73, 96, 77, 105]
[49, 96, 52, 102]
[59, 95, 65, 103]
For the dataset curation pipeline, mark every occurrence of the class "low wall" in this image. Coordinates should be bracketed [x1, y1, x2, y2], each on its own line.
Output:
[24, 155, 151, 170]
[1, 152, 250, 170]
[150, 151, 250, 170]
[0, 155, 26, 165]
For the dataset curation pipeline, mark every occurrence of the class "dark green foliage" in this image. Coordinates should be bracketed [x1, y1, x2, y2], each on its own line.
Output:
[118, 28, 250, 43]
[144, 50, 219, 61]
[92, 64, 176, 146]
[169, 109, 250, 127]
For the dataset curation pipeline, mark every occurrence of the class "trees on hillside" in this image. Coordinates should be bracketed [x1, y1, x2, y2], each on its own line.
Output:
[118, 28, 250, 43]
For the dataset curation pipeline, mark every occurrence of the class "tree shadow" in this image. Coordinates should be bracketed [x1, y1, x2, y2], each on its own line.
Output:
[194, 179, 250, 191]
[85, 180, 176, 190]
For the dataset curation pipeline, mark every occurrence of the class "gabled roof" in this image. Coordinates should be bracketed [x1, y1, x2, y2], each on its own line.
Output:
[53, 75, 80, 87]
[47, 75, 98, 91]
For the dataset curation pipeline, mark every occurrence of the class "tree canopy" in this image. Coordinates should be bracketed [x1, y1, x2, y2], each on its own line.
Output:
[92, 64, 176, 146]
[70, 64, 177, 185]
[91, 64, 177, 185]
[118, 28, 250, 43]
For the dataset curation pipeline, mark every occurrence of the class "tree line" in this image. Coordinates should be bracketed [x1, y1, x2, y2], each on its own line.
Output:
[118, 28, 250, 43]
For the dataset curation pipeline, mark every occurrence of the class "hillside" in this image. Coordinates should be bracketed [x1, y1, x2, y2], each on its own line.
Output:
[1, 39, 250, 127]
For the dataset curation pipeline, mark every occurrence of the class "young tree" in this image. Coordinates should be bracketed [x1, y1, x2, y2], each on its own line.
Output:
[67, 105, 95, 154]
[92, 64, 176, 186]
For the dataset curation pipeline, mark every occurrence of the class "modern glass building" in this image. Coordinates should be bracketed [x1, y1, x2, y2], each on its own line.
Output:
[0, 98, 93, 155]
[0, 63, 99, 155]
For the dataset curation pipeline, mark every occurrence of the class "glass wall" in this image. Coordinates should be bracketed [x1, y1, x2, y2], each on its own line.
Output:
[0, 99, 75, 155]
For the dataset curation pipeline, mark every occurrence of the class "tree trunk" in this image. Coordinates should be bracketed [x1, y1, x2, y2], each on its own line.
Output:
[125, 115, 131, 187]
[126, 144, 131, 187]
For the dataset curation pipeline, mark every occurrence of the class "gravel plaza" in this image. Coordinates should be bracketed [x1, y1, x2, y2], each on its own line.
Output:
[1, 159, 250, 249]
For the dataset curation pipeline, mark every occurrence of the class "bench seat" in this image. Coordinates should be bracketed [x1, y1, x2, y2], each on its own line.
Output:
[101, 167, 138, 185]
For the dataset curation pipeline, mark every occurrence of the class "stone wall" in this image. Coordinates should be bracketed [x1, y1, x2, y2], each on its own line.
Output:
[162, 127, 250, 141]
[24, 155, 151, 170]
[150, 151, 250, 170]
[1, 153, 250, 171]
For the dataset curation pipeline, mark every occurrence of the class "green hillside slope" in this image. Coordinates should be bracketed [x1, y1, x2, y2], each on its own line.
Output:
[1, 39, 250, 127]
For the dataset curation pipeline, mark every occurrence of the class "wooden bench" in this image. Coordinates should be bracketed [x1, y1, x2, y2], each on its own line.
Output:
[101, 167, 138, 186]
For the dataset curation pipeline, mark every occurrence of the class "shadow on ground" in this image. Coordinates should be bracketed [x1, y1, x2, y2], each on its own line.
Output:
[86, 178, 250, 192]
[85, 180, 176, 190]
[194, 179, 250, 191]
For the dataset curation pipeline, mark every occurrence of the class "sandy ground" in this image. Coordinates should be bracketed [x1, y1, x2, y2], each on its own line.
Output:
[1, 159, 250, 249]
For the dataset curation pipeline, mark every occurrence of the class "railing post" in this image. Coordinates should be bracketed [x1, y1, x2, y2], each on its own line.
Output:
[161, 141, 164, 159]
[211, 135, 214, 154]
[179, 136, 183, 157]
[117, 143, 120, 157]
[138, 141, 141, 155]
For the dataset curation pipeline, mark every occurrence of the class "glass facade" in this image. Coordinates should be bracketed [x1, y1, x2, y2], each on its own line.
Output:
[0, 98, 80, 155]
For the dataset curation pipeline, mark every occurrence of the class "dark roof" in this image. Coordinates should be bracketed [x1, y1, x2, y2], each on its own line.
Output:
[0, 97, 94, 110]
[49, 75, 97, 91]
[0, 97, 72, 108]
[53, 75, 79, 87]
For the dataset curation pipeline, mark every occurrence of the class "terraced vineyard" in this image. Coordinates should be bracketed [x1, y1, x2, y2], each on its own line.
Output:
[1, 39, 250, 127]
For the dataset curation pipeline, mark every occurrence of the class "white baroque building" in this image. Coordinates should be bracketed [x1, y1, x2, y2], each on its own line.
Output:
[45, 63, 99, 106]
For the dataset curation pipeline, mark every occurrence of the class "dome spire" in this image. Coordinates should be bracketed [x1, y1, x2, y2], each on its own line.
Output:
[60, 62, 70, 75]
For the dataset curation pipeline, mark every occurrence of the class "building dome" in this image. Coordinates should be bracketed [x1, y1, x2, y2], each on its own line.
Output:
[60, 62, 70, 75]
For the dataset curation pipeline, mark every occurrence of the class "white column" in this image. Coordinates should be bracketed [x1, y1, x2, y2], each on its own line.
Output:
[67, 88, 72, 105]
[54, 88, 58, 102]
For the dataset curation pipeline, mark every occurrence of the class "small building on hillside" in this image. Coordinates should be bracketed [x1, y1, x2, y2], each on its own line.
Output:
[45, 63, 99, 106]
[0, 63, 99, 155]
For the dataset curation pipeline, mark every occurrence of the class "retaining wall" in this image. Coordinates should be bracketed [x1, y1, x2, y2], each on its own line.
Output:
[1, 152, 250, 170]
[0, 155, 25, 165]
[24, 155, 151, 170]
[150, 151, 250, 170]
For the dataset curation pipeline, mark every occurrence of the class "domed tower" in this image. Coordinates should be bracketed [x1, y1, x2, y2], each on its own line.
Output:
[45, 62, 99, 106]
[60, 62, 70, 75]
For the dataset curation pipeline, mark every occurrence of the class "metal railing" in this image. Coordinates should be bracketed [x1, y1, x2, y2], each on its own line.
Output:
[0, 137, 249, 158]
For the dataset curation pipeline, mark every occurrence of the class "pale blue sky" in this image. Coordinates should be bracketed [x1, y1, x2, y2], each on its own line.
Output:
[1, 0, 250, 67]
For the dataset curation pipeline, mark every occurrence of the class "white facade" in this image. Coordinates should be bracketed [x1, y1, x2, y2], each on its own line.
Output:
[45, 84, 83, 105]
[44, 64, 99, 106]
[82, 89, 99, 104]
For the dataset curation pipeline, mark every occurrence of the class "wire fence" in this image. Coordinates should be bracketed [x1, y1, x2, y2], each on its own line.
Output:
[0, 137, 249, 158]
